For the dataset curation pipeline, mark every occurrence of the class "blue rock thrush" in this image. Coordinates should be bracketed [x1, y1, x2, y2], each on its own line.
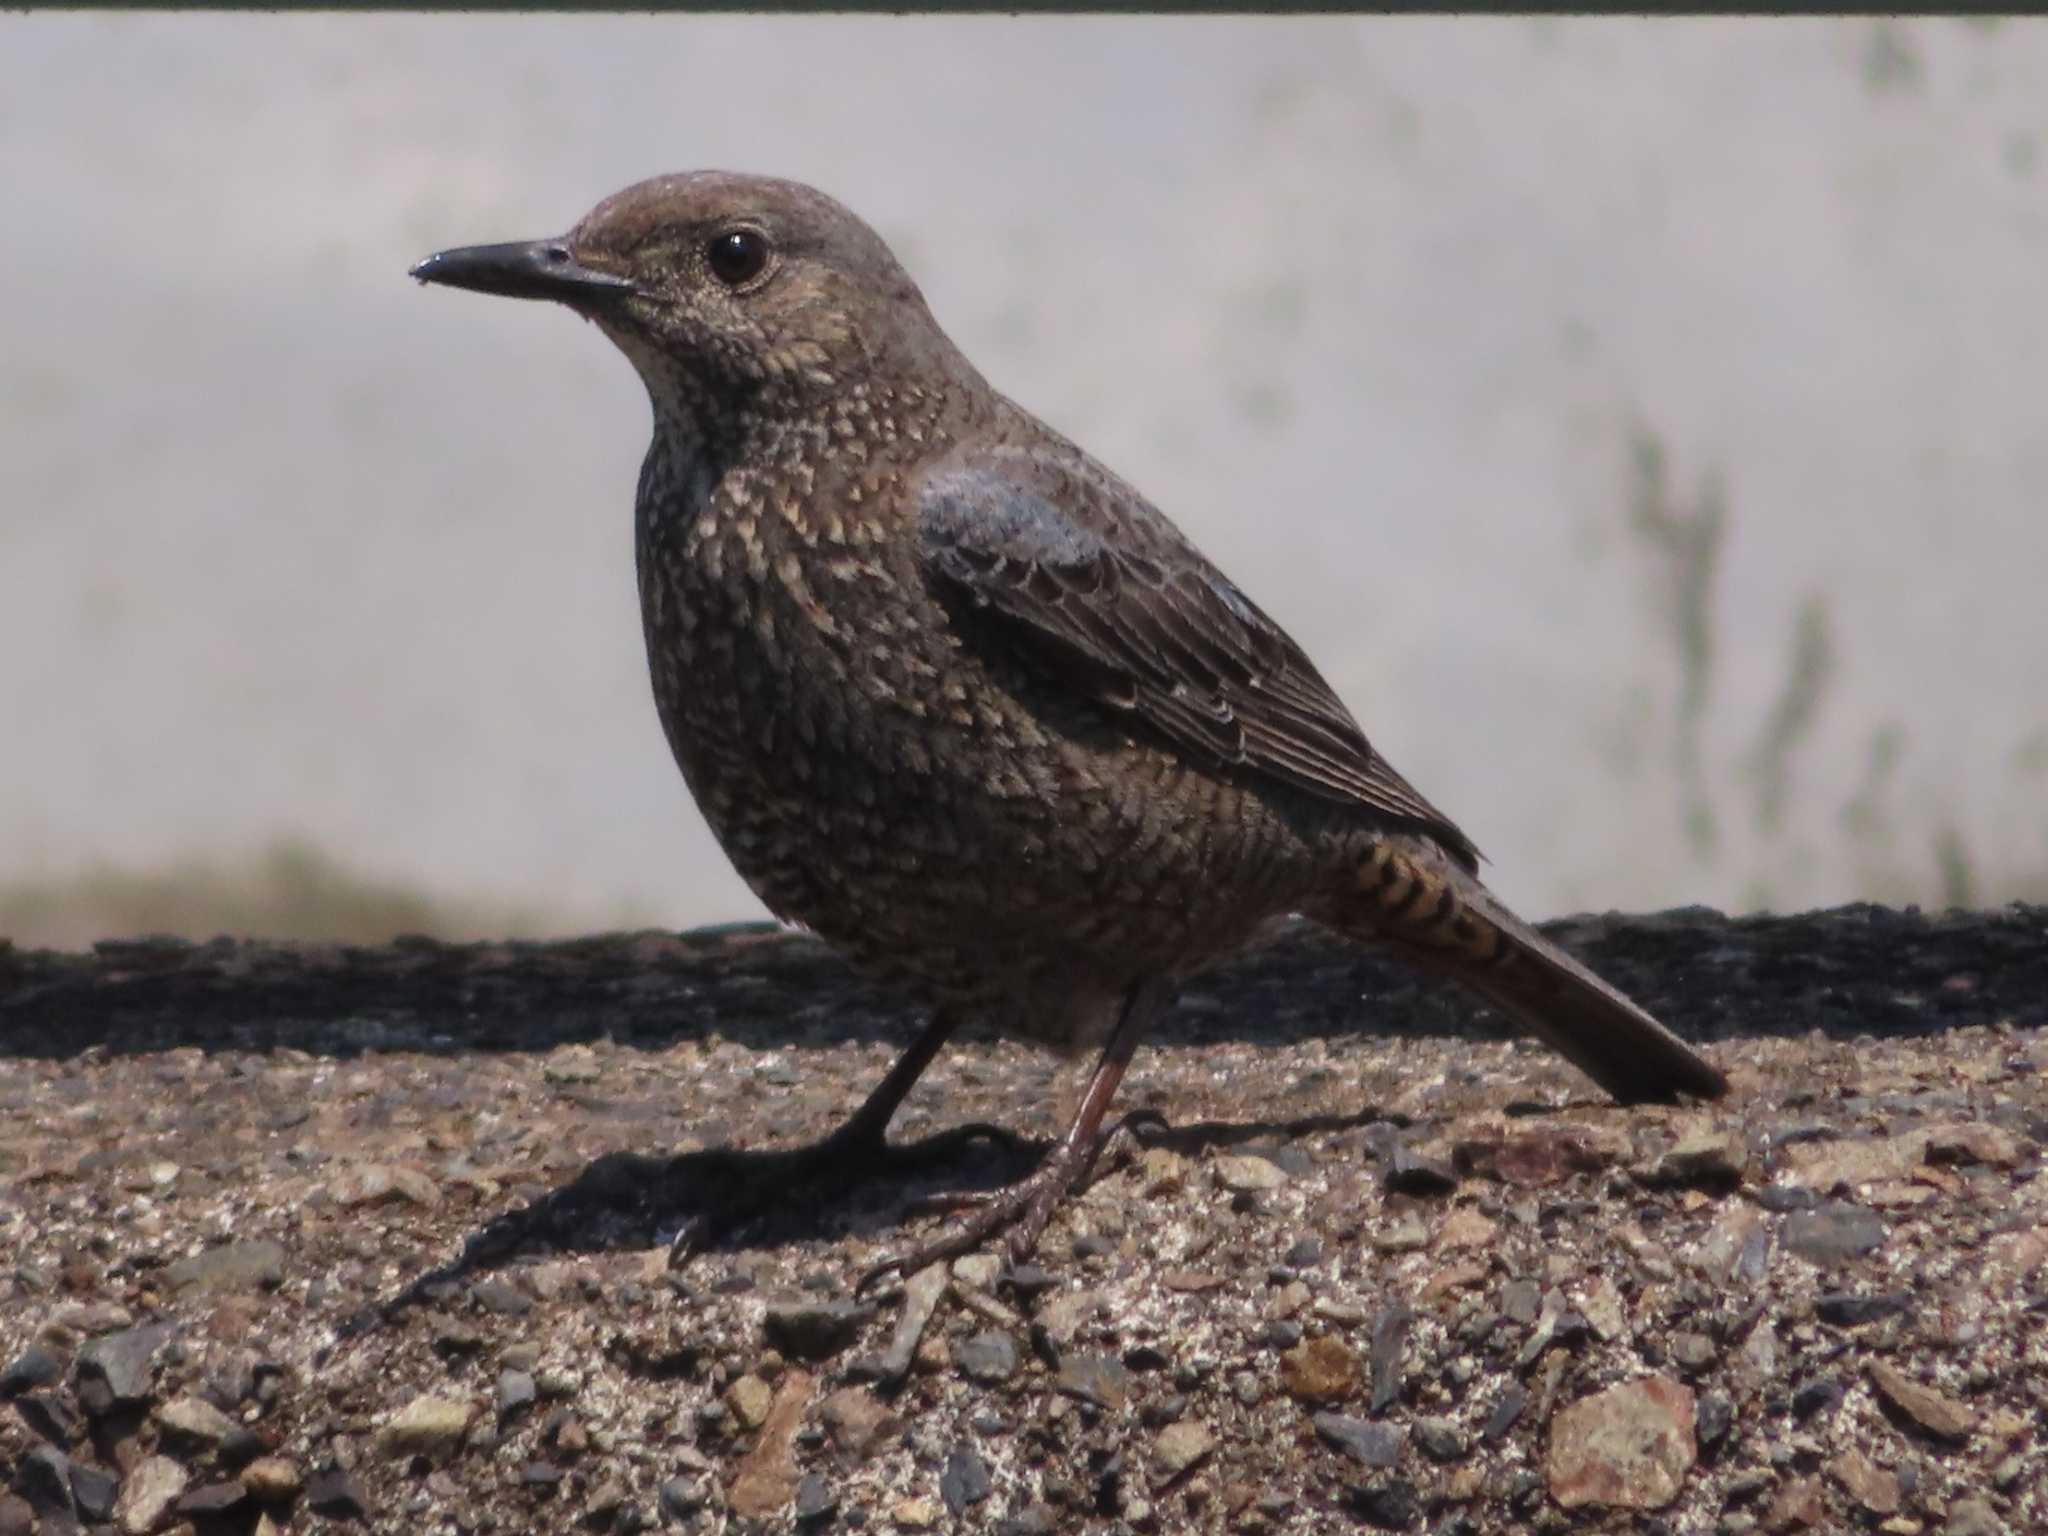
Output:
[412, 172, 1726, 1279]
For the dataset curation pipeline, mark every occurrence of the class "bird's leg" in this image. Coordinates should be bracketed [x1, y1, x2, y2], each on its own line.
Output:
[821, 1006, 957, 1148]
[859, 979, 1168, 1291]
[820, 1007, 1045, 1167]
[668, 1009, 1025, 1265]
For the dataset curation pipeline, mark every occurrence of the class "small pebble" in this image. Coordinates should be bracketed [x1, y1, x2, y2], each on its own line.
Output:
[1387, 1147, 1458, 1196]
[793, 1473, 837, 1524]
[68, 1463, 117, 1523]
[306, 1469, 370, 1522]
[0, 1348, 62, 1398]
[1001, 1265, 1056, 1300]
[469, 1278, 533, 1316]
[497, 1369, 537, 1419]
[658, 1477, 703, 1520]
[1312, 1412, 1404, 1468]
[1284, 1235, 1324, 1267]
[1413, 1417, 1468, 1463]
[1151, 1419, 1215, 1483]
[957, 1331, 1021, 1385]
[939, 1445, 993, 1516]
[1792, 1378, 1843, 1420]
[1214, 1154, 1289, 1194]
[1349, 1479, 1420, 1530]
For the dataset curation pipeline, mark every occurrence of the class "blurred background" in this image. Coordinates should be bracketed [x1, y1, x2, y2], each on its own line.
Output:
[4, 15, 2045, 949]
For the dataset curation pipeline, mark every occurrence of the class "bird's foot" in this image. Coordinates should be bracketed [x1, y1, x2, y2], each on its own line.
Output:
[856, 1109, 1167, 1294]
[665, 1119, 1029, 1269]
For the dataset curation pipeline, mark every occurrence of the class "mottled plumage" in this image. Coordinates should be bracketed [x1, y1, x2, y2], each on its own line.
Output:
[413, 172, 1726, 1270]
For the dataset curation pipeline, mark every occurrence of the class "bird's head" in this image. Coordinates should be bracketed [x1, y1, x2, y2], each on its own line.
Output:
[412, 171, 959, 424]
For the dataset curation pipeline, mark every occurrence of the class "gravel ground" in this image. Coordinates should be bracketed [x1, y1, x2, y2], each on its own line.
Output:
[2, 905, 2044, 1536]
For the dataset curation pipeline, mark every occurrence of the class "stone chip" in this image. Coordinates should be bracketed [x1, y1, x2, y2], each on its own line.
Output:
[1312, 1412, 1404, 1468]
[1547, 1375, 1696, 1510]
[162, 1239, 286, 1295]
[1151, 1419, 1215, 1484]
[1867, 1361, 1975, 1441]
[375, 1394, 477, 1458]
[1279, 1334, 1359, 1405]
[114, 1455, 189, 1536]
[1213, 1153, 1289, 1193]
[75, 1323, 176, 1415]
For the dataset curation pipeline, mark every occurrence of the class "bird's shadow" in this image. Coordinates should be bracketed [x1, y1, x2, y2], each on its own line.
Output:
[330, 1103, 1411, 1349]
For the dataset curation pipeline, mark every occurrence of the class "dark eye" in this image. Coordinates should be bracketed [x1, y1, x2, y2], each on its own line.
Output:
[706, 228, 770, 286]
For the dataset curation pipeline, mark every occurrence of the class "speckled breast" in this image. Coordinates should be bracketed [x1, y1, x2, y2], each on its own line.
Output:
[631, 445, 1322, 1010]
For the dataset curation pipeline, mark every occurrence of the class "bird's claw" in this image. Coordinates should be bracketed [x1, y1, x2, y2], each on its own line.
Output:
[854, 1107, 1169, 1296]
[662, 1119, 1034, 1276]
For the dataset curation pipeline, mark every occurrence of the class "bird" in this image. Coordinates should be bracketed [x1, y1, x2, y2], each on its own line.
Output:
[411, 171, 1727, 1280]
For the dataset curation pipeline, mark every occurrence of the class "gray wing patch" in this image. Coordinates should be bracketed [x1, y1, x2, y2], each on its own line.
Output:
[915, 454, 1480, 868]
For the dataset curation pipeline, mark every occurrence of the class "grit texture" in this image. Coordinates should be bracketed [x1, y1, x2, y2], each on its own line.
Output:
[1, 904, 2044, 1535]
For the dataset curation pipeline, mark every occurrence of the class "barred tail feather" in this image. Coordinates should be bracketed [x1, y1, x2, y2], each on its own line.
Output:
[1343, 841, 1727, 1105]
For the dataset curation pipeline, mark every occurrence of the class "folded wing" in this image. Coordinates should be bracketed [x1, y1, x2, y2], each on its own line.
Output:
[916, 445, 1480, 869]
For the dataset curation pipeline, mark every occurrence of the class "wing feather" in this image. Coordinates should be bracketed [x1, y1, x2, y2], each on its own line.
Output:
[916, 447, 1479, 867]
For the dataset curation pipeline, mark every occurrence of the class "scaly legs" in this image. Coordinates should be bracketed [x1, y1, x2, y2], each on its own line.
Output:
[858, 978, 1169, 1290]
[667, 1008, 1026, 1263]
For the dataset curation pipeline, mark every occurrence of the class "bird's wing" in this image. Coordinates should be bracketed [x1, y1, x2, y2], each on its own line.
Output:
[914, 444, 1480, 867]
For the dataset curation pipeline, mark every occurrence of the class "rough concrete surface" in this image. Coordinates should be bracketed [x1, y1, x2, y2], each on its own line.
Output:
[2, 904, 2044, 1535]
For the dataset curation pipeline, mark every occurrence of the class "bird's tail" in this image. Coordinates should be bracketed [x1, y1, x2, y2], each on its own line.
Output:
[1321, 839, 1727, 1104]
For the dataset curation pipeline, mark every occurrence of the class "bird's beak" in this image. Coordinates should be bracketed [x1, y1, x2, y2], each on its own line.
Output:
[408, 239, 637, 306]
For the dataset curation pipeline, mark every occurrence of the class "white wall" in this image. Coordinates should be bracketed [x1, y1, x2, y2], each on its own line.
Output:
[4, 15, 2044, 935]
